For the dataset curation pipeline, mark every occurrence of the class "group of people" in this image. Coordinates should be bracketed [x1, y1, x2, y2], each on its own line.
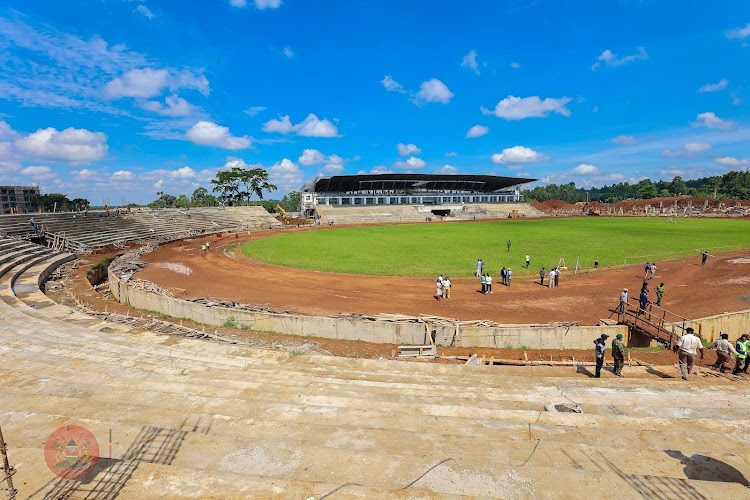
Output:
[435, 275, 452, 300]
[542, 267, 562, 288]
[201, 240, 211, 254]
[595, 327, 750, 381]
[643, 261, 658, 280]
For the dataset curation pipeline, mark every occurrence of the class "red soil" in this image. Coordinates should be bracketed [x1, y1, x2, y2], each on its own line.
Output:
[135, 225, 750, 327]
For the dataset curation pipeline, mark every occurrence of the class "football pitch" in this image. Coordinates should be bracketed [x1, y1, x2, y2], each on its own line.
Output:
[242, 217, 750, 277]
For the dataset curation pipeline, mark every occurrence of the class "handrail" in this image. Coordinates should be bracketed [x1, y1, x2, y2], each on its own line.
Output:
[615, 297, 699, 348]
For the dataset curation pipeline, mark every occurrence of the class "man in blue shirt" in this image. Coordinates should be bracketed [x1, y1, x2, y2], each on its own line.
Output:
[594, 334, 609, 378]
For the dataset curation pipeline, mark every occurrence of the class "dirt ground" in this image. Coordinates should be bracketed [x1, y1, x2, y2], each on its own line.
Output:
[135, 225, 750, 328]
[57, 241, 738, 366]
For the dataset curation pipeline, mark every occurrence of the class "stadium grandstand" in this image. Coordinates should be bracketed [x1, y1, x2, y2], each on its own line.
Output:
[300, 173, 540, 222]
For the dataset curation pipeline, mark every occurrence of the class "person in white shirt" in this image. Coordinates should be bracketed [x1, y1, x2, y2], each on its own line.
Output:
[506, 269, 512, 286]
[486, 273, 493, 293]
[443, 277, 451, 299]
[620, 288, 628, 314]
[710, 333, 737, 373]
[674, 327, 704, 381]
[435, 277, 443, 301]
[548, 269, 556, 288]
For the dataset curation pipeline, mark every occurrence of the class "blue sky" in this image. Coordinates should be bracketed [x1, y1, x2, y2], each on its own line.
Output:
[0, 0, 749, 204]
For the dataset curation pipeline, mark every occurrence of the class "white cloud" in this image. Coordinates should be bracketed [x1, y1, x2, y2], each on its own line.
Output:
[685, 142, 712, 152]
[612, 135, 639, 145]
[491, 146, 549, 165]
[244, 106, 267, 117]
[255, 0, 282, 8]
[436, 164, 458, 175]
[11, 125, 108, 162]
[573, 164, 599, 175]
[510, 62, 520, 69]
[465, 125, 489, 138]
[322, 154, 345, 174]
[414, 78, 454, 104]
[283, 46, 294, 59]
[381, 75, 407, 94]
[229, 0, 247, 6]
[461, 50, 480, 75]
[591, 47, 648, 70]
[185, 121, 251, 149]
[488, 95, 572, 120]
[444, 152, 458, 157]
[716, 156, 750, 168]
[298, 149, 326, 166]
[268, 158, 305, 191]
[370, 165, 392, 174]
[397, 143, 421, 156]
[153, 179, 164, 189]
[692, 112, 736, 130]
[393, 156, 426, 170]
[111, 170, 136, 181]
[263, 114, 339, 137]
[141, 95, 195, 117]
[105, 68, 209, 99]
[70, 169, 99, 181]
[726, 23, 750, 40]
[20, 165, 55, 180]
[136, 5, 155, 20]
[698, 79, 729, 93]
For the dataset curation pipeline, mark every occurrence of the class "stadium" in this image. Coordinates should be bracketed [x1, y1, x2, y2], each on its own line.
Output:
[1, 172, 750, 499]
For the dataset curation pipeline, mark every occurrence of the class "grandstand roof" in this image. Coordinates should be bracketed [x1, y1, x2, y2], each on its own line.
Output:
[303, 174, 535, 193]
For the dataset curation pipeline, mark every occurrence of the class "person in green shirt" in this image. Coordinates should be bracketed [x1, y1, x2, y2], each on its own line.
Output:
[655, 283, 665, 306]
[612, 333, 628, 377]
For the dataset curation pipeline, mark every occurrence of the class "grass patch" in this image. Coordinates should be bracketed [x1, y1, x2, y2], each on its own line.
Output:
[242, 217, 750, 277]
[86, 256, 117, 284]
[222, 316, 238, 328]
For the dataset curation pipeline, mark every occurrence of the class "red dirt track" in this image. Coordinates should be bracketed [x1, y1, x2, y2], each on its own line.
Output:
[136, 223, 750, 326]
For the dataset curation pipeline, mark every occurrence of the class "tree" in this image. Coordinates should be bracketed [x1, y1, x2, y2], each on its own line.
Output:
[70, 198, 90, 210]
[280, 190, 301, 212]
[175, 194, 190, 208]
[35, 193, 69, 212]
[191, 187, 209, 206]
[671, 176, 687, 196]
[658, 189, 671, 198]
[210, 167, 277, 205]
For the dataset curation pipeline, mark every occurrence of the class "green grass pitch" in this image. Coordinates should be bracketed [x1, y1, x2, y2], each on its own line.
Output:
[242, 217, 750, 277]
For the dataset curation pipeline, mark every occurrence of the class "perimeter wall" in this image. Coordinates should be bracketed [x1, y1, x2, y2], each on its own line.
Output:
[109, 266, 629, 349]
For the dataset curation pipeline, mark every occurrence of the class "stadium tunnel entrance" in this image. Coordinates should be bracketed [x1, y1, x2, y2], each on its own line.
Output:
[430, 209, 451, 217]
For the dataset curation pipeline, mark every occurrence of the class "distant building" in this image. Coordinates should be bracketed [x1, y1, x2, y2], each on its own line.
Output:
[0, 185, 40, 214]
[300, 174, 535, 215]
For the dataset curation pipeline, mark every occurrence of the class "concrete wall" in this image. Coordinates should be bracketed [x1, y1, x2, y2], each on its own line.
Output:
[695, 309, 750, 342]
[109, 265, 627, 348]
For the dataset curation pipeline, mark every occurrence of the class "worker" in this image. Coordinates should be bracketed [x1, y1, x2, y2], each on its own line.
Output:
[507, 240, 511, 252]
[594, 333, 609, 378]
[655, 283, 665, 306]
[476, 259, 483, 277]
[443, 277, 451, 299]
[710, 333, 737, 373]
[619, 288, 628, 314]
[539, 267, 545, 286]
[480, 273, 486, 294]
[201, 243, 206, 254]
[525, 254, 530, 268]
[701, 251, 708, 266]
[612, 333, 628, 377]
[674, 327, 704, 381]
[732, 334, 749, 376]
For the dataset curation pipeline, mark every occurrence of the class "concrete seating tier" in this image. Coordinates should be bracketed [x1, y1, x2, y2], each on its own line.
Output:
[0, 206, 281, 249]
[0, 241, 749, 498]
[314, 203, 542, 223]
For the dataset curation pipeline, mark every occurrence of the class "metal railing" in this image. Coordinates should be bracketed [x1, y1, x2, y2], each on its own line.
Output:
[616, 297, 698, 348]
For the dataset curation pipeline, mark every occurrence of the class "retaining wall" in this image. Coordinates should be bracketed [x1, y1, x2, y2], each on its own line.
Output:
[109, 266, 627, 348]
[695, 309, 750, 342]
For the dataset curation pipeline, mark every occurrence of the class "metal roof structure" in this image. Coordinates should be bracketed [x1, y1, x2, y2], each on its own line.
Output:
[302, 174, 535, 193]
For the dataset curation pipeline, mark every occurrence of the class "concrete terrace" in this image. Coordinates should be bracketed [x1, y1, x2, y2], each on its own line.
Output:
[0, 240, 749, 498]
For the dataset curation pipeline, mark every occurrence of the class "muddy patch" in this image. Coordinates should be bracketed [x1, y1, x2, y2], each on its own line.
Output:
[727, 257, 750, 264]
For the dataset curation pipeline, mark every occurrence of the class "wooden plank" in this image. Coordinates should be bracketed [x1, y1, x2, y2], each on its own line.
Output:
[465, 354, 477, 365]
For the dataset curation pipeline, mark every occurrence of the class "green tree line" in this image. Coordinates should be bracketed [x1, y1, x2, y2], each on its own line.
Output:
[522, 170, 750, 204]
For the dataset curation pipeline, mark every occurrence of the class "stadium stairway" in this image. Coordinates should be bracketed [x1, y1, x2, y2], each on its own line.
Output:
[0, 206, 281, 250]
[0, 243, 749, 498]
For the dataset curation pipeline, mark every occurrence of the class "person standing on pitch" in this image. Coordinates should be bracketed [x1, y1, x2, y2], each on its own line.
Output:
[710, 333, 736, 373]
[655, 282, 665, 306]
[506, 268, 513, 286]
[674, 327, 704, 380]
[476, 259, 484, 277]
[643, 262, 650, 281]
[525, 254, 530, 268]
[435, 277, 443, 301]
[612, 333, 628, 377]
[480, 273, 486, 294]
[594, 333, 609, 378]
[486, 273, 493, 293]
[539, 266, 545, 286]
[548, 268, 555, 288]
[501, 267, 507, 286]
[732, 334, 749, 376]
[554, 267, 560, 287]
[507, 240, 511, 252]
[650, 262, 657, 280]
[443, 276, 451, 299]
[701, 251, 708, 266]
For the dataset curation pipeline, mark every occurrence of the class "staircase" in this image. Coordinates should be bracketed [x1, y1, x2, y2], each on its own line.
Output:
[615, 298, 696, 347]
